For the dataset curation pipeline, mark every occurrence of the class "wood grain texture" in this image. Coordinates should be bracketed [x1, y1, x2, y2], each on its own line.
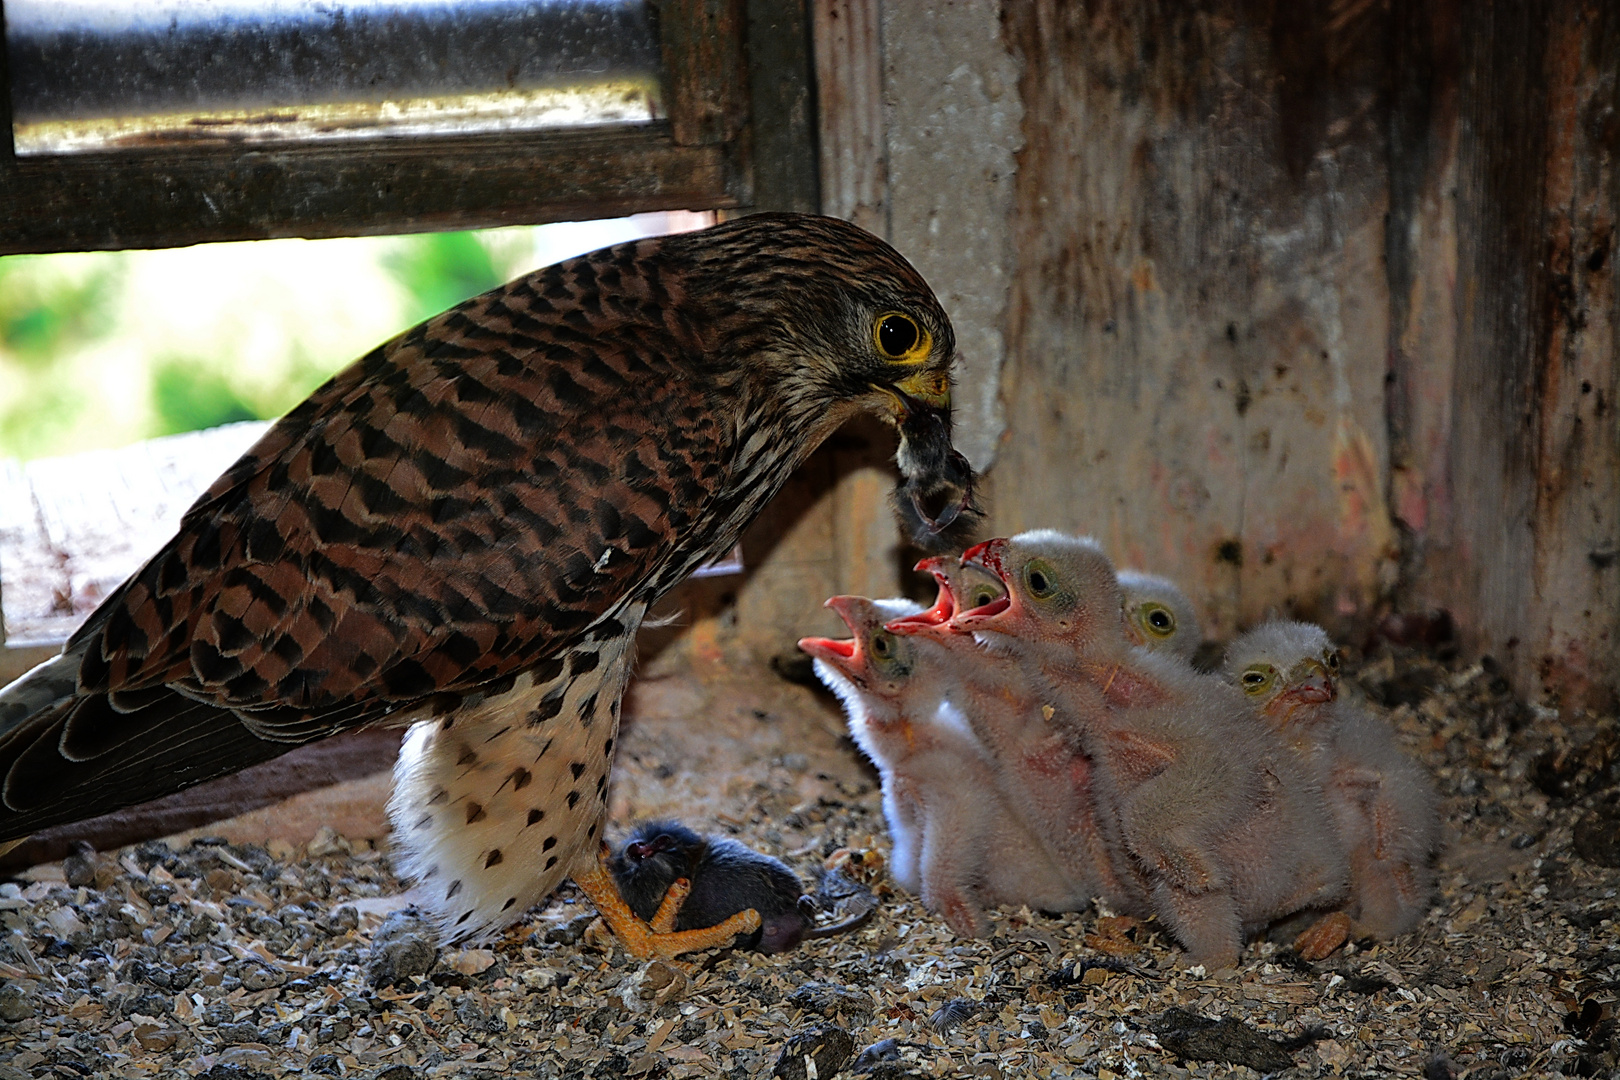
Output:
[660, 0, 750, 148]
[1391, 0, 1620, 710]
[812, 0, 889, 237]
[986, 0, 1615, 705]
[995, 0, 1398, 643]
[0, 129, 740, 255]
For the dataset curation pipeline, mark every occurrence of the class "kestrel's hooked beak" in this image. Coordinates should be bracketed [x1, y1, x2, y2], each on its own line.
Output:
[885, 557, 954, 634]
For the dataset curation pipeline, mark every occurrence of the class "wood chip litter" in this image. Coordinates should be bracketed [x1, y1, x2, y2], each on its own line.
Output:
[0, 651, 1616, 1078]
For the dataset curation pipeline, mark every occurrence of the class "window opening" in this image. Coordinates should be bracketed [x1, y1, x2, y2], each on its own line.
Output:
[7, 0, 664, 156]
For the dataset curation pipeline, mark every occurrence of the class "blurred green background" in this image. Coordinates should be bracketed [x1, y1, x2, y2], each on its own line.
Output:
[0, 212, 710, 462]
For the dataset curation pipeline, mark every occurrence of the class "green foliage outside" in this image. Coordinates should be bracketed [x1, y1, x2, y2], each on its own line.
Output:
[384, 230, 507, 325]
[0, 253, 121, 365]
[0, 228, 538, 462]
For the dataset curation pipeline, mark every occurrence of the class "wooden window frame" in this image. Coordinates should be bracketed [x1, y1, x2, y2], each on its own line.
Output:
[0, 0, 817, 255]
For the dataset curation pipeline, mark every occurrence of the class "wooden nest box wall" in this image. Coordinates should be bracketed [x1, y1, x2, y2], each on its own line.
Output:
[800, 0, 1617, 716]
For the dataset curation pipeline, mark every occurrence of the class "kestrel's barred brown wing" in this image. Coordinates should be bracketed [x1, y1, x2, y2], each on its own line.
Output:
[0, 212, 975, 938]
[2, 233, 725, 826]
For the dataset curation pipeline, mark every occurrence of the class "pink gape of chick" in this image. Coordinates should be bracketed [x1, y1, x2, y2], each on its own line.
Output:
[885, 557, 1127, 913]
[800, 596, 1082, 937]
[1226, 622, 1441, 953]
[944, 532, 1348, 969]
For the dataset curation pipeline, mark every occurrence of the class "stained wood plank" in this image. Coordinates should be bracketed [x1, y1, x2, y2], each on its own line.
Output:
[812, 0, 888, 237]
[660, 0, 750, 147]
[995, 0, 1398, 642]
[0, 130, 739, 255]
[1392, 0, 1620, 710]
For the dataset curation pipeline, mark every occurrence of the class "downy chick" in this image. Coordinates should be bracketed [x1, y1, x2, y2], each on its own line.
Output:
[1226, 622, 1440, 940]
[1116, 569, 1202, 665]
[801, 596, 1078, 936]
[953, 532, 1347, 968]
[887, 557, 1119, 910]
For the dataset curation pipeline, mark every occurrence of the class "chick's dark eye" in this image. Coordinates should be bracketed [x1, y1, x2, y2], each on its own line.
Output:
[1025, 562, 1054, 597]
[872, 634, 891, 657]
[1145, 607, 1175, 633]
[876, 313, 920, 358]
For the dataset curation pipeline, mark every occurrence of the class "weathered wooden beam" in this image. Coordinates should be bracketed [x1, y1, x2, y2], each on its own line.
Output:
[812, 0, 888, 237]
[660, 0, 750, 148]
[0, 129, 740, 255]
[745, 0, 820, 215]
[0, 4, 784, 254]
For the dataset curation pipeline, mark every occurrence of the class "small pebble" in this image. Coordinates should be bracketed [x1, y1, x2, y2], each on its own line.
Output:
[786, 981, 872, 1019]
[773, 1024, 855, 1080]
[852, 1037, 904, 1072]
[0, 984, 35, 1022]
[62, 840, 98, 887]
[366, 909, 439, 988]
[217, 1022, 265, 1045]
[306, 826, 352, 858]
[239, 963, 287, 991]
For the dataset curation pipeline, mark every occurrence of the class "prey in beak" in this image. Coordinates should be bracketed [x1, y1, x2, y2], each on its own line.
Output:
[887, 371, 981, 552]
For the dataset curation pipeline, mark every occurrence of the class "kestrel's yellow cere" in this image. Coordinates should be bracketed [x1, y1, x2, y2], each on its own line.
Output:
[0, 213, 975, 950]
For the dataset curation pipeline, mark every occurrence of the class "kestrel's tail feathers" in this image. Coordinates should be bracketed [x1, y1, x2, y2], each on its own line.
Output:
[389, 624, 640, 943]
[0, 685, 295, 841]
[0, 640, 381, 843]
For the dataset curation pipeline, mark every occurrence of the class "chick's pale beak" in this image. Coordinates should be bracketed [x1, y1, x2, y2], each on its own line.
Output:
[798, 600, 861, 677]
[886, 560, 954, 634]
[1286, 664, 1337, 705]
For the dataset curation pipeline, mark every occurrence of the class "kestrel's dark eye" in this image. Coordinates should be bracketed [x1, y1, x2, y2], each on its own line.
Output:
[871, 634, 892, 657]
[1326, 652, 1340, 672]
[972, 589, 997, 608]
[874, 312, 922, 359]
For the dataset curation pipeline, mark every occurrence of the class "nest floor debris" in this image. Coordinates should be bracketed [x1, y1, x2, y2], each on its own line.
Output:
[0, 646, 1615, 1079]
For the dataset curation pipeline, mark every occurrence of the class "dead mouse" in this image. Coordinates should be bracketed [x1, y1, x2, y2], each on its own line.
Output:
[609, 820, 872, 952]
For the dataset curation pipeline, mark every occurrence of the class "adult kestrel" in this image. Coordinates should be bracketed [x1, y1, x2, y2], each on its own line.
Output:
[0, 213, 976, 946]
